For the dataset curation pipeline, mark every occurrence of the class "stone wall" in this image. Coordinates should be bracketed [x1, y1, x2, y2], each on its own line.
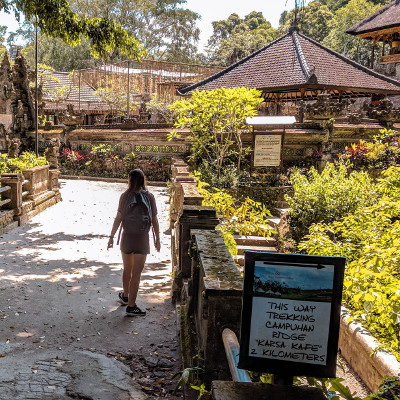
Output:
[52, 120, 390, 168]
[64, 128, 190, 157]
[0, 166, 61, 232]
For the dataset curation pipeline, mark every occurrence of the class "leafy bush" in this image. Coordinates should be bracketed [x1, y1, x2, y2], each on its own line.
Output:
[0, 152, 48, 174]
[368, 377, 400, 400]
[196, 177, 274, 238]
[286, 163, 378, 243]
[299, 167, 400, 360]
[197, 159, 251, 189]
[59, 145, 171, 181]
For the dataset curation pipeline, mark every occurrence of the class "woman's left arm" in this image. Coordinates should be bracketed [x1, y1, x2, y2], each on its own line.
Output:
[152, 215, 161, 252]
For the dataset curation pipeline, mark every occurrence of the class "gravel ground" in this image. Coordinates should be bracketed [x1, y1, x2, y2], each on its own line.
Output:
[0, 179, 183, 399]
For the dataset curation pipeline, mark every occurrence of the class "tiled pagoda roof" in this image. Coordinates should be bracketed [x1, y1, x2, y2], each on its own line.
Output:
[177, 27, 400, 101]
[346, 0, 400, 36]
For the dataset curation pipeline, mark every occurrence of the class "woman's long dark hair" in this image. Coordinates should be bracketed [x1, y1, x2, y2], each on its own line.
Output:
[128, 169, 146, 192]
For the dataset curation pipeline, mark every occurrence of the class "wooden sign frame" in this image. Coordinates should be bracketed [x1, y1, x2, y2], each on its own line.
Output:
[252, 130, 285, 169]
[238, 251, 345, 378]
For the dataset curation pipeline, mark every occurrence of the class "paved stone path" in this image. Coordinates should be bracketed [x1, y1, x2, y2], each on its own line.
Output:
[0, 179, 181, 399]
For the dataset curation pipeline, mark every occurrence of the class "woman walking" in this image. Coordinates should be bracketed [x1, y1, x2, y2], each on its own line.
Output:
[107, 169, 160, 316]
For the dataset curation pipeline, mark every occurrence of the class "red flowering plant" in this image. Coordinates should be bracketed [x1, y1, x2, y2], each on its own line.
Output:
[337, 129, 400, 171]
[60, 148, 91, 172]
[59, 145, 172, 181]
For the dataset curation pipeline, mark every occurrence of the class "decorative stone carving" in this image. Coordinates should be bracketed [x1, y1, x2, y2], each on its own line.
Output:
[58, 104, 84, 126]
[348, 112, 362, 125]
[0, 54, 13, 114]
[364, 98, 400, 127]
[6, 135, 21, 157]
[45, 137, 61, 169]
[299, 93, 348, 120]
[10, 52, 35, 137]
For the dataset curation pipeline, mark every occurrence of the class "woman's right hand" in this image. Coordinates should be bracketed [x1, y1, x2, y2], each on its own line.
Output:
[107, 237, 114, 250]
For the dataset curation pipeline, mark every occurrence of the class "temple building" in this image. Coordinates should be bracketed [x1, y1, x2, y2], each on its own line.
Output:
[177, 26, 400, 108]
[346, 0, 400, 78]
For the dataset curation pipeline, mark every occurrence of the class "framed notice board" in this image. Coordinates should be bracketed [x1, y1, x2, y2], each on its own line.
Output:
[253, 133, 284, 168]
[238, 251, 345, 378]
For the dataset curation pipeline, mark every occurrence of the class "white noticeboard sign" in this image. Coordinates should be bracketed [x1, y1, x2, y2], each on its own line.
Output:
[253, 134, 282, 167]
[248, 263, 334, 365]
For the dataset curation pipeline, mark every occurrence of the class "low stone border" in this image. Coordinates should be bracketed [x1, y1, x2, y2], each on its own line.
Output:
[339, 307, 400, 392]
[60, 174, 168, 186]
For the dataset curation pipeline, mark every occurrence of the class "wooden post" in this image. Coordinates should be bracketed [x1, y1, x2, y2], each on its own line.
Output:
[371, 40, 377, 69]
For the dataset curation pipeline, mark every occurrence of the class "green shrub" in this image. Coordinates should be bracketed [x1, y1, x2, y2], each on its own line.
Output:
[286, 163, 378, 243]
[59, 145, 171, 181]
[299, 186, 400, 359]
[368, 377, 400, 400]
[0, 152, 48, 174]
[197, 159, 250, 189]
[197, 178, 274, 238]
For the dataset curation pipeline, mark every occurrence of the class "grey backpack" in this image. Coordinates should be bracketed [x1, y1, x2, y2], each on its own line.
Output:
[122, 191, 152, 234]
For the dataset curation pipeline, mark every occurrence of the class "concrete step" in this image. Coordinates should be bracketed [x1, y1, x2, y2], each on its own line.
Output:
[274, 208, 289, 217]
[237, 245, 277, 256]
[233, 235, 276, 247]
[235, 248, 278, 266]
[276, 200, 289, 209]
[267, 216, 281, 228]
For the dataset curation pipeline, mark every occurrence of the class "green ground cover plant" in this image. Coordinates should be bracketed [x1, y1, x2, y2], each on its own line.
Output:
[197, 177, 273, 238]
[195, 175, 275, 256]
[59, 144, 171, 181]
[0, 152, 48, 174]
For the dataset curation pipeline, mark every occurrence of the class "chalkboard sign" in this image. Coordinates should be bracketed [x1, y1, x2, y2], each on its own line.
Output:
[238, 252, 345, 378]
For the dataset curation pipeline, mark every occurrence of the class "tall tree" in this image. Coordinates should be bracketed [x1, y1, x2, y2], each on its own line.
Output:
[22, 35, 93, 71]
[0, 0, 145, 59]
[279, 1, 334, 43]
[318, 0, 390, 12]
[322, 0, 383, 66]
[207, 12, 278, 66]
[70, 0, 201, 63]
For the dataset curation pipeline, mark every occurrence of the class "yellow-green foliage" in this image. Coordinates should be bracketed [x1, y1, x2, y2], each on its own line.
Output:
[287, 163, 377, 242]
[196, 177, 274, 238]
[0, 152, 48, 174]
[300, 166, 400, 360]
[169, 87, 263, 175]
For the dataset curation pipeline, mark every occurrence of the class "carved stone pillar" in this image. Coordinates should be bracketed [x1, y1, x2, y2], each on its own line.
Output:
[0, 173, 23, 215]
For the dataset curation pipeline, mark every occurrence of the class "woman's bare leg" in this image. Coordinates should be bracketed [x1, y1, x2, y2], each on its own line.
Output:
[127, 253, 147, 307]
[121, 252, 134, 297]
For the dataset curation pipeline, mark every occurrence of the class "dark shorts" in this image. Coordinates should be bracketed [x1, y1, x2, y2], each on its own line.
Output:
[120, 232, 150, 255]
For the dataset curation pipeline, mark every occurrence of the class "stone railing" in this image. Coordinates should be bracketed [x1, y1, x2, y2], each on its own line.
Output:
[170, 159, 242, 384]
[0, 165, 61, 232]
[187, 229, 243, 384]
[169, 158, 219, 304]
